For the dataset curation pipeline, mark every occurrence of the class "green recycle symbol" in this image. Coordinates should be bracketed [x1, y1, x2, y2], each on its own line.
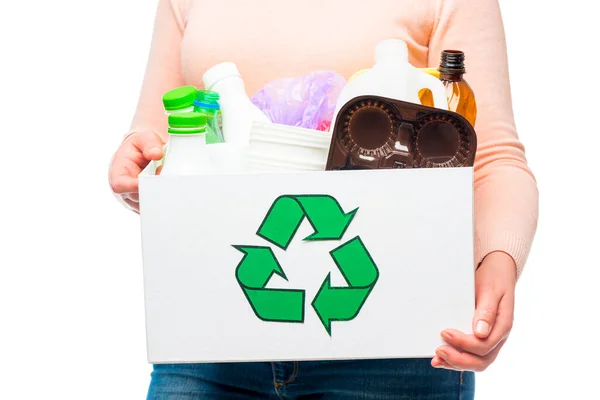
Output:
[233, 195, 379, 336]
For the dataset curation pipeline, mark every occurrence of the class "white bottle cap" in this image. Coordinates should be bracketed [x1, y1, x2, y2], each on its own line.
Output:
[375, 39, 409, 64]
[203, 62, 242, 90]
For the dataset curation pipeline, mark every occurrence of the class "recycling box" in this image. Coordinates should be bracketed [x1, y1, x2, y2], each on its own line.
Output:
[138, 164, 475, 363]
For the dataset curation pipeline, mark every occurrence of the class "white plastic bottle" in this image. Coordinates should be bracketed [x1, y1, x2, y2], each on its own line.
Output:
[331, 39, 448, 130]
[202, 62, 271, 145]
[156, 86, 199, 171]
[159, 112, 214, 176]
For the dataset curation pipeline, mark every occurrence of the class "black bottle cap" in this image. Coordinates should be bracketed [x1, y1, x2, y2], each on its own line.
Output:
[440, 50, 466, 74]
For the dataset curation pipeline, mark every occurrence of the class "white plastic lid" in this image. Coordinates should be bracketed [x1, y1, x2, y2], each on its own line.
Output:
[375, 39, 409, 64]
[249, 122, 332, 148]
[203, 62, 242, 90]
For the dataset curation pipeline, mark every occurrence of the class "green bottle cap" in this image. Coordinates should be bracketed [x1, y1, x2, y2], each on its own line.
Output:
[168, 112, 207, 134]
[162, 86, 197, 111]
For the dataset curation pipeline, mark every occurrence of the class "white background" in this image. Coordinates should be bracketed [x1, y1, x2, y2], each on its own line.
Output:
[0, 1, 598, 399]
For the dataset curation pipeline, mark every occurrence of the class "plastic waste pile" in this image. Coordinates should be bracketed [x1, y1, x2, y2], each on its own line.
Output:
[153, 39, 478, 177]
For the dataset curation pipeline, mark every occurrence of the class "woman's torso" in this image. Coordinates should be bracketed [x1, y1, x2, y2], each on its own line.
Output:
[177, 0, 437, 96]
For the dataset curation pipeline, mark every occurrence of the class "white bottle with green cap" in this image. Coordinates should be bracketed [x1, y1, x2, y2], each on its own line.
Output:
[160, 112, 214, 176]
[156, 86, 199, 171]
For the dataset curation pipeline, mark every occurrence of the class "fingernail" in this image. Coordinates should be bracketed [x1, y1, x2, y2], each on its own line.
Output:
[436, 350, 448, 359]
[475, 320, 490, 336]
[441, 331, 453, 340]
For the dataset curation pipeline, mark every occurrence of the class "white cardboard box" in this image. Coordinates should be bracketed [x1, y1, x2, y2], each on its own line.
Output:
[138, 164, 475, 364]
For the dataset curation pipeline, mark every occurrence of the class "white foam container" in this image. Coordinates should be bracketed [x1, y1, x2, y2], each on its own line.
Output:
[247, 122, 332, 172]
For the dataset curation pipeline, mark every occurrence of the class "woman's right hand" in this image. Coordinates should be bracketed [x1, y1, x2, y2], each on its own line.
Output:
[109, 130, 165, 213]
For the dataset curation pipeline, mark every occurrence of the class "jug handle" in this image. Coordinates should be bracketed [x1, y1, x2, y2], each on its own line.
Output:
[414, 71, 448, 110]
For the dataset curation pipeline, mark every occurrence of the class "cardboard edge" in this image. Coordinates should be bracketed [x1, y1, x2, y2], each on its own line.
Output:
[148, 353, 437, 365]
[140, 165, 475, 183]
[140, 161, 157, 177]
[469, 167, 477, 313]
[460, 166, 477, 318]
[138, 162, 158, 363]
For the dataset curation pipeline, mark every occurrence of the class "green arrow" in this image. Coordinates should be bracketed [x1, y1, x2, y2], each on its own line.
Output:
[329, 236, 378, 286]
[311, 236, 379, 335]
[256, 196, 305, 250]
[295, 196, 358, 241]
[311, 274, 373, 335]
[234, 246, 305, 323]
[257, 195, 357, 250]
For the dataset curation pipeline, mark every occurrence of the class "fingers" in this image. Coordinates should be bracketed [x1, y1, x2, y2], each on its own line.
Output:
[110, 175, 138, 194]
[473, 252, 516, 339]
[441, 330, 489, 356]
[441, 321, 507, 357]
[435, 341, 506, 372]
[110, 131, 161, 195]
[123, 198, 140, 214]
[492, 290, 514, 342]
[472, 252, 517, 340]
[431, 356, 455, 370]
[130, 130, 165, 161]
[110, 189, 140, 214]
[109, 158, 141, 194]
[441, 278, 515, 357]
[125, 192, 139, 202]
[473, 282, 500, 339]
[109, 130, 163, 214]
[434, 251, 517, 372]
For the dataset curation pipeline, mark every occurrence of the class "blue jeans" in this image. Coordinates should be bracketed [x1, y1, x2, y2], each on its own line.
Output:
[147, 359, 475, 399]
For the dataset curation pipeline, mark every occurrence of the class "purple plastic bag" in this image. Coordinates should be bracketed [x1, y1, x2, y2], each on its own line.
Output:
[250, 70, 347, 131]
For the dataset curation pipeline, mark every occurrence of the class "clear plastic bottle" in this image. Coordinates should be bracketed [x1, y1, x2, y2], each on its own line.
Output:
[438, 50, 477, 127]
[194, 90, 224, 144]
[159, 112, 214, 176]
[202, 62, 270, 145]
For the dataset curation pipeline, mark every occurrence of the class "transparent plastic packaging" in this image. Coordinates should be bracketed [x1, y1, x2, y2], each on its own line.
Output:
[250, 70, 347, 131]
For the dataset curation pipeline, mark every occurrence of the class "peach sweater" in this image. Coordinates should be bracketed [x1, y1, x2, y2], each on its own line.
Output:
[129, 0, 539, 277]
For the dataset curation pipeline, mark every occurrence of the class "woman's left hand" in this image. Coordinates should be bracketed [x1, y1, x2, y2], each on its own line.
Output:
[431, 251, 517, 372]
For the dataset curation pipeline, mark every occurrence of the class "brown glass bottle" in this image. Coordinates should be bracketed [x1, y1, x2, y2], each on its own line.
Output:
[438, 50, 477, 127]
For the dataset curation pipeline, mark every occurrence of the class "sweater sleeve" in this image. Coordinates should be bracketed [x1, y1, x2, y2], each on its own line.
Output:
[428, 0, 539, 278]
[127, 0, 188, 141]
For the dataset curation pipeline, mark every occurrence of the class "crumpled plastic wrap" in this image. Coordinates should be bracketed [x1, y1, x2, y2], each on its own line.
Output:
[250, 70, 347, 131]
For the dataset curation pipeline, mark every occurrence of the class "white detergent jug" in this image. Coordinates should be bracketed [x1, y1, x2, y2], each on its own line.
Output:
[331, 39, 448, 130]
[202, 62, 271, 146]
